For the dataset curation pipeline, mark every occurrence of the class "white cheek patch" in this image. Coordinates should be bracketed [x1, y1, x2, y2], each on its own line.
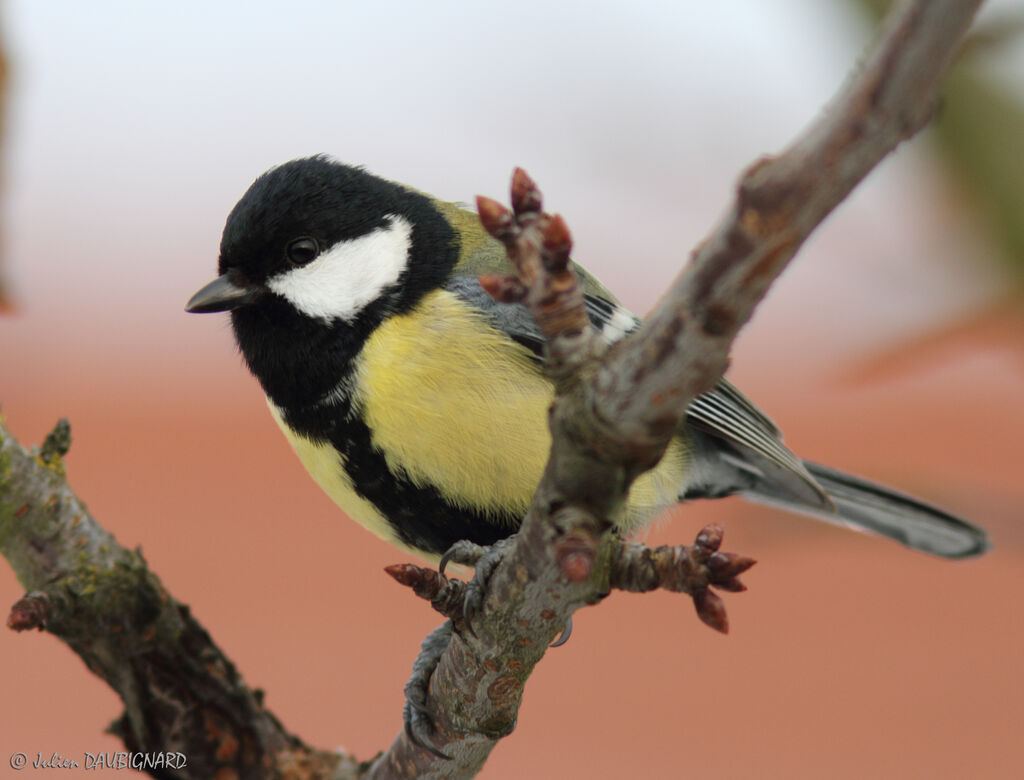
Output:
[600, 306, 640, 343]
[267, 215, 413, 322]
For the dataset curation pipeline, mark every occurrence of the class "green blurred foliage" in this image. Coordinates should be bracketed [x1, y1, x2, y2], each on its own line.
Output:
[937, 51, 1024, 279]
[856, 0, 1024, 283]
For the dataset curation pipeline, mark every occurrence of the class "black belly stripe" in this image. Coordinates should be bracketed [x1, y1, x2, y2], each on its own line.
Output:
[284, 398, 517, 556]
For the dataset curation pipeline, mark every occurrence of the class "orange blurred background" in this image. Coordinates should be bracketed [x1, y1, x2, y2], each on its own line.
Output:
[2, 2, 1022, 778]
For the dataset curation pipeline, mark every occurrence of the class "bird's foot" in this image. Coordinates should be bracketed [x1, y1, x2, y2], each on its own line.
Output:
[402, 620, 453, 758]
[440, 536, 573, 646]
[388, 533, 577, 756]
[440, 536, 515, 637]
[387, 539, 517, 758]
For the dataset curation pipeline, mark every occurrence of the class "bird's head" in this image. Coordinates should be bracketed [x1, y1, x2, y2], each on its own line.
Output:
[186, 156, 459, 406]
[188, 155, 456, 323]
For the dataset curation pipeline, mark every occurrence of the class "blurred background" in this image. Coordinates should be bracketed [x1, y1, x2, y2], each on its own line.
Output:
[1, 1, 1022, 777]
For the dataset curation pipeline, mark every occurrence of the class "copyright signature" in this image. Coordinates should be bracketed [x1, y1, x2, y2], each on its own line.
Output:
[9, 751, 187, 771]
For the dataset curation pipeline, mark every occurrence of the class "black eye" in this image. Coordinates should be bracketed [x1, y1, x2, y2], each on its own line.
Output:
[285, 237, 320, 267]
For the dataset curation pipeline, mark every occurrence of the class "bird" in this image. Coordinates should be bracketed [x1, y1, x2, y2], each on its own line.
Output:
[186, 155, 989, 564]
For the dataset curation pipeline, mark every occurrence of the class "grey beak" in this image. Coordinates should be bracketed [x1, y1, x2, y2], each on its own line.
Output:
[185, 274, 256, 313]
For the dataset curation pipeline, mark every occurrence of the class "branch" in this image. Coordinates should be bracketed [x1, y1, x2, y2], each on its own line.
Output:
[0, 416, 360, 779]
[1, 2, 982, 778]
[370, 0, 982, 775]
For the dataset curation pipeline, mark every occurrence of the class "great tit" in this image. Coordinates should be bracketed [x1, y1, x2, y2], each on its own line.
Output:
[186, 155, 988, 562]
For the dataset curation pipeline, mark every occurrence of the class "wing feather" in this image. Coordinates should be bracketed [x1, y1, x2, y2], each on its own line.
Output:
[441, 200, 824, 503]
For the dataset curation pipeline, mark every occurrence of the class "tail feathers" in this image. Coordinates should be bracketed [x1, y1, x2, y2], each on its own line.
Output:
[743, 460, 990, 559]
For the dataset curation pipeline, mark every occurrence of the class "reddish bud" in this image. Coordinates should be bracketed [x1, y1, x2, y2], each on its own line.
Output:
[476, 196, 515, 239]
[560, 551, 593, 582]
[694, 589, 728, 634]
[478, 273, 528, 304]
[385, 563, 448, 601]
[384, 563, 426, 588]
[7, 595, 47, 631]
[555, 532, 598, 583]
[707, 551, 757, 578]
[510, 168, 542, 216]
[713, 578, 748, 593]
[695, 524, 724, 553]
[541, 214, 572, 270]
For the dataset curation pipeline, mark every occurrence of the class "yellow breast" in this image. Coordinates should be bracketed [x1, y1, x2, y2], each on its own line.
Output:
[268, 289, 689, 558]
[358, 290, 551, 519]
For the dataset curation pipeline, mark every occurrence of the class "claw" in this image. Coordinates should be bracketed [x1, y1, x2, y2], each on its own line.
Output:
[403, 700, 450, 759]
[402, 621, 454, 758]
[439, 539, 489, 578]
[457, 537, 516, 636]
[549, 616, 573, 648]
[438, 551, 453, 579]
[438, 537, 516, 636]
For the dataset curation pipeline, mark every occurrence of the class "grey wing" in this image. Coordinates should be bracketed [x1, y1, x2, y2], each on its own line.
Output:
[446, 274, 826, 503]
[685, 381, 831, 508]
[446, 275, 547, 358]
[445, 274, 646, 360]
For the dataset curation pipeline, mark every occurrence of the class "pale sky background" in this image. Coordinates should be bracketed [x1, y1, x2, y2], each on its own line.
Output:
[3, 0, 1021, 396]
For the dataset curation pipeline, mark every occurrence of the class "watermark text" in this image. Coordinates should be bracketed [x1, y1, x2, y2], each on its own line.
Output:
[9, 751, 187, 771]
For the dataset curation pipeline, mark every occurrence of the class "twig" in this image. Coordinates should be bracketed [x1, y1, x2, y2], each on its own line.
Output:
[609, 527, 757, 634]
[477, 169, 599, 386]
